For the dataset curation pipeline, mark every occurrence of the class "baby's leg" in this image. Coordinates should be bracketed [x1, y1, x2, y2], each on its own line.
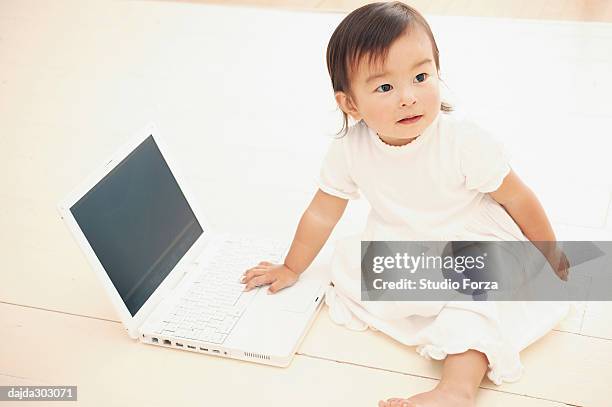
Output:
[379, 349, 488, 407]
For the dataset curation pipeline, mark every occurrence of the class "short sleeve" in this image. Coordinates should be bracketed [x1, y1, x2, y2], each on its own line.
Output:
[318, 137, 361, 200]
[458, 123, 511, 193]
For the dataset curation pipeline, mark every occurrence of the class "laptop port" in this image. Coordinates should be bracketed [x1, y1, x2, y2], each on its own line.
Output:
[200, 348, 208, 351]
[176, 342, 183, 347]
[152, 337, 159, 343]
[187, 345, 196, 349]
[163, 339, 171, 345]
[212, 349, 220, 354]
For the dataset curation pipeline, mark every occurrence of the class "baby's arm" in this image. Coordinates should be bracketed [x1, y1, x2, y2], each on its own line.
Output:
[242, 189, 348, 293]
[488, 169, 569, 280]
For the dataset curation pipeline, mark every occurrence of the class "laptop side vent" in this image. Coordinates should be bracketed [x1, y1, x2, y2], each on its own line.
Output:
[244, 352, 271, 361]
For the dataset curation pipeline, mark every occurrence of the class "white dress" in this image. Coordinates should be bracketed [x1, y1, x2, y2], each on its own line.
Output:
[318, 110, 570, 385]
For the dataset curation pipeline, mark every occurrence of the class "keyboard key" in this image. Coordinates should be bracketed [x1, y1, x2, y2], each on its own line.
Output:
[207, 319, 222, 329]
[212, 311, 226, 321]
[216, 318, 237, 334]
[209, 333, 224, 344]
[228, 308, 245, 317]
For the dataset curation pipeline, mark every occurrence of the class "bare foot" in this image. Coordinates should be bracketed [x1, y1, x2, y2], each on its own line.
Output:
[378, 386, 475, 407]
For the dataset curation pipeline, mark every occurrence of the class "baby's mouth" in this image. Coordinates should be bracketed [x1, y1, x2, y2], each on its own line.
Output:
[397, 115, 423, 124]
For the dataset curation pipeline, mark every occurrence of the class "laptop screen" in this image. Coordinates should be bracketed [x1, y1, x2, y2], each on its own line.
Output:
[70, 135, 204, 316]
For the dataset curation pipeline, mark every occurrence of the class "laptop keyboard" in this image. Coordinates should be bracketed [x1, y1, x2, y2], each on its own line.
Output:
[153, 236, 286, 344]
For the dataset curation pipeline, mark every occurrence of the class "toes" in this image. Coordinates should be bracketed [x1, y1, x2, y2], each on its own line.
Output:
[381, 397, 420, 407]
[389, 399, 418, 407]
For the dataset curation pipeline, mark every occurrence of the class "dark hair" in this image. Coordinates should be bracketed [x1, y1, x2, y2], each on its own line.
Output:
[326, 1, 454, 138]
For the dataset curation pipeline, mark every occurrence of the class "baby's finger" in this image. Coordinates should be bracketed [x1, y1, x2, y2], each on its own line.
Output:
[241, 268, 266, 283]
[561, 261, 570, 277]
[244, 273, 273, 291]
[564, 259, 571, 273]
[554, 268, 565, 280]
[267, 279, 286, 294]
[245, 265, 267, 273]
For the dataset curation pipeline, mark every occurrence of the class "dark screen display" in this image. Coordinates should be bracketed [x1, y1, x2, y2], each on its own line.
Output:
[70, 136, 203, 316]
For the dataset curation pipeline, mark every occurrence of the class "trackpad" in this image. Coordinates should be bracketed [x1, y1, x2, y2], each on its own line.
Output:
[257, 279, 322, 313]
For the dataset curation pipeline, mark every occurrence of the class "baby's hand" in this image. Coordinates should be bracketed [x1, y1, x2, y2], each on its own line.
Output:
[545, 247, 570, 282]
[241, 261, 299, 294]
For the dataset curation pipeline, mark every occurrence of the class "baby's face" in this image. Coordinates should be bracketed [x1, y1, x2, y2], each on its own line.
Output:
[336, 28, 441, 146]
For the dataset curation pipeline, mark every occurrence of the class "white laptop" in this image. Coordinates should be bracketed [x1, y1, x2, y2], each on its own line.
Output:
[58, 122, 328, 367]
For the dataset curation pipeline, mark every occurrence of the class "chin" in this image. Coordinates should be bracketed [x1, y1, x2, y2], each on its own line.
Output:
[401, 132, 421, 140]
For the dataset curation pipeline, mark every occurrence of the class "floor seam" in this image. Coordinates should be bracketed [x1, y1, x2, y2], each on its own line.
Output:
[295, 352, 577, 405]
[0, 372, 57, 386]
[552, 326, 612, 341]
[0, 301, 121, 324]
[0, 372, 39, 381]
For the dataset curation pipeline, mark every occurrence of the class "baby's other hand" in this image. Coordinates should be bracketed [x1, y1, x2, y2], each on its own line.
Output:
[241, 261, 299, 294]
[545, 247, 570, 282]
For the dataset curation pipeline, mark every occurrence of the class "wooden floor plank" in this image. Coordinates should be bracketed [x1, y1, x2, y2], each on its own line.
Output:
[299, 306, 612, 406]
[0, 303, 567, 407]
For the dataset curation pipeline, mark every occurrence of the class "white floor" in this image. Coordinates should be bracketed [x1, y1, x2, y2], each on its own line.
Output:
[1, 0, 611, 405]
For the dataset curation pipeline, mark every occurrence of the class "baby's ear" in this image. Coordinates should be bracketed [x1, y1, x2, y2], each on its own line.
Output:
[335, 91, 362, 121]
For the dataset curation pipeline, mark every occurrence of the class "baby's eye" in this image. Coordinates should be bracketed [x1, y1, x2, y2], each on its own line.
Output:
[415, 73, 428, 83]
[375, 84, 392, 93]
